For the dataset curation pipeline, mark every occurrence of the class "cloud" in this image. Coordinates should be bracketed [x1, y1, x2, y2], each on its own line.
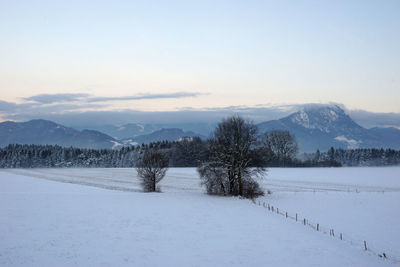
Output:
[0, 100, 18, 112]
[0, 99, 104, 118]
[0, 103, 314, 128]
[87, 92, 206, 102]
[348, 109, 400, 129]
[0, 91, 208, 122]
[1, 104, 294, 127]
[2, 97, 400, 132]
[23, 93, 90, 104]
[22, 92, 205, 104]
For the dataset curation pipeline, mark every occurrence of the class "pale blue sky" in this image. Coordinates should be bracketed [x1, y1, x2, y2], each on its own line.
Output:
[0, 0, 399, 114]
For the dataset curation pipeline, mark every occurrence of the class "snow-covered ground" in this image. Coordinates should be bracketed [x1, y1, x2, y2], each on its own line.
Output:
[0, 167, 399, 266]
[259, 167, 400, 261]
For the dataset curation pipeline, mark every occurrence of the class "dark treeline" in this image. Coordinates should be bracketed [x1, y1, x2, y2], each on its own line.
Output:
[0, 144, 139, 168]
[302, 147, 400, 167]
[0, 138, 208, 168]
[0, 139, 206, 168]
[0, 137, 399, 168]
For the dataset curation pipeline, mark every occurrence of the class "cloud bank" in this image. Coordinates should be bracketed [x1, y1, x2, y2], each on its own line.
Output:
[1, 93, 400, 130]
[23, 93, 91, 104]
[1, 92, 205, 120]
[22, 92, 205, 105]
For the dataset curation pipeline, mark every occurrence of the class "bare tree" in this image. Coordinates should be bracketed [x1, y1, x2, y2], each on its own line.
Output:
[264, 130, 298, 166]
[198, 116, 266, 198]
[136, 149, 168, 192]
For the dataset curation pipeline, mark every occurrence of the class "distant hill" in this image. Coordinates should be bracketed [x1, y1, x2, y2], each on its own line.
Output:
[0, 119, 119, 149]
[96, 123, 162, 139]
[257, 105, 400, 152]
[79, 122, 215, 139]
[2, 106, 400, 152]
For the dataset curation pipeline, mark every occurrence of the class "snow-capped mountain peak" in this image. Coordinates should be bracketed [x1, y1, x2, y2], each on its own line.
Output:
[257, 104, 400, 152]
[289, 105, 347, 133]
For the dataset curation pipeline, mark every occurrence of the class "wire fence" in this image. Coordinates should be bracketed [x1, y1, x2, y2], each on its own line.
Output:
[251, 199, 399, 264]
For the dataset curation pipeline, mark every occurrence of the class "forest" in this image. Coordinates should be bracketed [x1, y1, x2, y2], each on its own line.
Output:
[1, 136, 399, 168]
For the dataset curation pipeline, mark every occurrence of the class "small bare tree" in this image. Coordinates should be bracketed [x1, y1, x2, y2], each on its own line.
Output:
[264, 130, 298, 166]
[136, 149, 168, 192]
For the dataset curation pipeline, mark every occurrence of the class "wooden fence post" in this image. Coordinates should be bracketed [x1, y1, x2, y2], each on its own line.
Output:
[296, 213, 298, 221]
[285, 212, 288, 218]
[340, 233, 342, 240]
[364, 241, 367, 250]
[303, 218, 306, 225]
[317, 224, 319, 231]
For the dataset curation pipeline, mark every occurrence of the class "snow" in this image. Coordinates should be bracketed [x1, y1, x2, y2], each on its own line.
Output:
[328, 110, 339, 120]
[291, 109, 311, 128]
[335, 135, 361, 149]
[177, 137, 193, 142]
[259, 167, 400, 261]
[321, 109, 339, 122]
[290, 106, 347, 133]
[1, 167, 398, 266]
[121, 139, 139, 146]
[137, 123, 145, 131]
[110, 140, 123, 149]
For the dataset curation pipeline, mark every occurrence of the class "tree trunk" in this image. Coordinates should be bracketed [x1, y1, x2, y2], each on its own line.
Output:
[238, 168, 243, 196]
[228, 170, 235, 195]
[153, 173, 156, 192]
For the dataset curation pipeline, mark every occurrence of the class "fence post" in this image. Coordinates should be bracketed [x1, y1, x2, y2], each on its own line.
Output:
[251, 202, 386, 259]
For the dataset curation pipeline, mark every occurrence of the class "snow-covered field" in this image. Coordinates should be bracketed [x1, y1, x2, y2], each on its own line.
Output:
[259, 167, 400, 261]
[0, 167, 399, 266]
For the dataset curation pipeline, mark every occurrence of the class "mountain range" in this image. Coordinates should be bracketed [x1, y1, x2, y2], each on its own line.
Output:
[257, 105, 400, 152]
[1, 105, 399, 152]
[0, 120, 205, 149]
[74, 122, 215, 139]
[0, 120, 119, 149]
[121, 128, 205, 146]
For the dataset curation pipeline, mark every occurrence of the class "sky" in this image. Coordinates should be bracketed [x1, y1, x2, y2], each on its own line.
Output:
[0, 0, 399, 123]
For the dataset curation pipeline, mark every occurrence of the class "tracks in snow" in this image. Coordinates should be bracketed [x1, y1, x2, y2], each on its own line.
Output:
[2, 168, 400, 194]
